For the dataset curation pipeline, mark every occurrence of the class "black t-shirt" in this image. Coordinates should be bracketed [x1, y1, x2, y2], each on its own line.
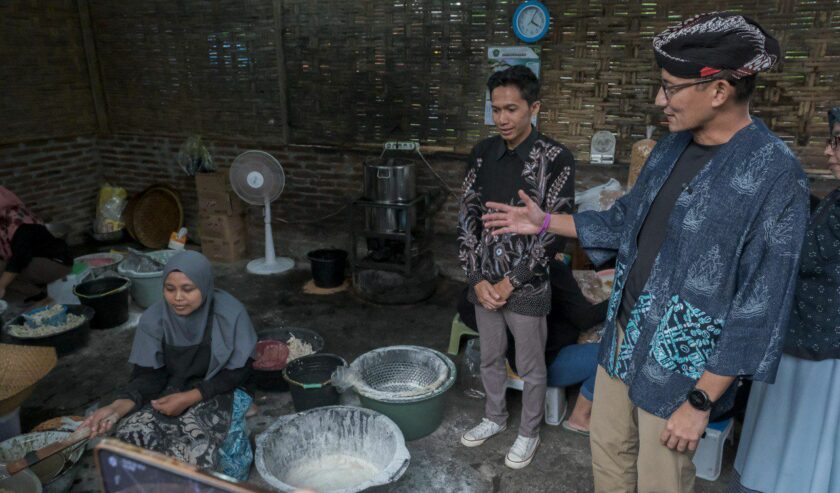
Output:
[617, 141, 721, 328]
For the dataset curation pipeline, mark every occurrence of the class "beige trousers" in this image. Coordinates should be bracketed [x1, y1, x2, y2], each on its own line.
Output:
[589, 326, 696, 493]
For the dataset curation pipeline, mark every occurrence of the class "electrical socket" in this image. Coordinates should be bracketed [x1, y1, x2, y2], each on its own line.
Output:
[383, 141, 419, 151]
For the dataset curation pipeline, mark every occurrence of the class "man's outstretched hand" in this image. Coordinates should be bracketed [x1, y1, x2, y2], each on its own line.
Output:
[483, 190, 545, 236]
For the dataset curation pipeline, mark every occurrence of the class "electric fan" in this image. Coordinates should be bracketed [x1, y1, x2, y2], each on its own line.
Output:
[229, 150, 294, 275]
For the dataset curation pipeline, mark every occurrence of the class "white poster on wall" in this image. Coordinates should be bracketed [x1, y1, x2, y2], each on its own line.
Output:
[485, 46, 542, 126]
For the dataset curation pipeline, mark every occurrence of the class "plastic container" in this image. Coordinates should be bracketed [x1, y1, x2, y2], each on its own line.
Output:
[46, 267, 91, 306]
[251, 328, 325, 392]
[73, 253, 123, 278]
[73, 277, 131, 329]
[283, 353, 347, 411]
[307, 249, 348, 288]
[256, 406, 410, 493]
[7, 305, 94, 356]
[117, 249, 180, 308]
[22, 305, 68, 329]
[350, 346, 456, 441]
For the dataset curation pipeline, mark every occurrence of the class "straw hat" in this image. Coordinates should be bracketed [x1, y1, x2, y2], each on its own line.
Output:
[0, 344, 57, 415]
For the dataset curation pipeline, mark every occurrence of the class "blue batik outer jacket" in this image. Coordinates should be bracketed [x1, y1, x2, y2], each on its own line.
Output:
[573, 119, 809, 418]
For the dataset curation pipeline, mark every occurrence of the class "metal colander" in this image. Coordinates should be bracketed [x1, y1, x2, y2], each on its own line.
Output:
[350, 346, 455, 403]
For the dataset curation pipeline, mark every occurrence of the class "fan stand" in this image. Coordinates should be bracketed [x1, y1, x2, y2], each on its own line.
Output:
[247, 197, 294, 275]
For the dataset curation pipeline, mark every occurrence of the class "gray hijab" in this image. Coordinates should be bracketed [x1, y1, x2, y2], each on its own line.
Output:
[128, 251, 257, 380]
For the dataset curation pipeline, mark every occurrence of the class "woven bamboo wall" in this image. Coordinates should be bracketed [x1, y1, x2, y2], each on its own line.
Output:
[1, 0, 97, 143]
[281, 0, 839, 165]
[88, 0, 290, 142]
[8, 1, 835, 166]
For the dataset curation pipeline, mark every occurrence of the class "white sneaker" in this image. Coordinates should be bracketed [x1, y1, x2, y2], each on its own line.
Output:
[505, 434, 540, 469]
[460, 418, 507, 447]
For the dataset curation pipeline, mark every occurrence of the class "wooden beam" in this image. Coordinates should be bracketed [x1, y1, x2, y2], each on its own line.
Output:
[271, 0, 291, 144]
[77, 0, 110, 135]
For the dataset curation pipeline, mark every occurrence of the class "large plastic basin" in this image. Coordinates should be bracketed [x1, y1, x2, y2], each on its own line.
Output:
[117, 250, 180, 308]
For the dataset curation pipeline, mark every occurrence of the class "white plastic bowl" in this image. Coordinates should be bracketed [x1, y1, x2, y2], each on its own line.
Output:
[256, 406, 410, 493]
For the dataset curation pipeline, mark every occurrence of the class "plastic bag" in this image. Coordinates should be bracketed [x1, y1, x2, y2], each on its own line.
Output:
[575, 178, 624, 213]
[176, 135, 215, 176]
[460, 338, 485, 399]
[94, 184, 127, 234]
[121, 249, 166, 274]
[331, 366, 365, 393]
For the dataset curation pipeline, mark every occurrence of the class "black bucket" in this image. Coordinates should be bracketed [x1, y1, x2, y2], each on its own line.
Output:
[73, 277, 131, 329]
[307, 249, 347, 288]
[283, 353, 347, 412]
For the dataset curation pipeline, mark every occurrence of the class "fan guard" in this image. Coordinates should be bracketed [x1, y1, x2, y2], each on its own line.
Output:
[228, 150, 294, 275]
[230, 150, 286, 205]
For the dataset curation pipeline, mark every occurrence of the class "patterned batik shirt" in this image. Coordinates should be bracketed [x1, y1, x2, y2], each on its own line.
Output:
[573, 118, 810, 419]
[784, 189, 840, 361]
[458, 130, 575, 317]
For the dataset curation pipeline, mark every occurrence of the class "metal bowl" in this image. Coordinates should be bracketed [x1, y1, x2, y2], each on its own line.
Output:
[0, 467, 42, 493]
[0, 430, 85, 493]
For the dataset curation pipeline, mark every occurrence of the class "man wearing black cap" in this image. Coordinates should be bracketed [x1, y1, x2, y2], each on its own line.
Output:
[482, 12, 809, 492]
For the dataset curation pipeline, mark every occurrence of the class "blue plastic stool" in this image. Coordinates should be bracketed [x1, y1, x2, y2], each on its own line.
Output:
[692, 418, 734, 481]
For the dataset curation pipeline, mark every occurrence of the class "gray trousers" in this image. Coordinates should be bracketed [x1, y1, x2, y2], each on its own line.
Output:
[475, 304, 547, 438]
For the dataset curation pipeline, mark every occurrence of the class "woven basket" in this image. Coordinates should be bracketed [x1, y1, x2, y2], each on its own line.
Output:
[123, 194, 138, 240]
[0, 344, 57, 414]
[131, 186, 183, 249]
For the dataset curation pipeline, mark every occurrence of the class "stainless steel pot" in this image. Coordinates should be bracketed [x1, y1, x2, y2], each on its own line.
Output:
[364, 158, 416, 204]
[366, 207, 416, 233]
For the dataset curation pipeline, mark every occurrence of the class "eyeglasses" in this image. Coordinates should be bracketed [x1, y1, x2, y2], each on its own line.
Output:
[660, 76, 720, 101]
[828, 135, 840, 150]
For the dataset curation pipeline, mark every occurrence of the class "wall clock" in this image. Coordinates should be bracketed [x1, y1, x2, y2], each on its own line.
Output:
[512, 1, 550, 43]
[590, 131, 617, 164]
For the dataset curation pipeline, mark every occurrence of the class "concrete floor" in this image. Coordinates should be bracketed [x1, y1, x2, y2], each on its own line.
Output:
[16, 262, 736, 492]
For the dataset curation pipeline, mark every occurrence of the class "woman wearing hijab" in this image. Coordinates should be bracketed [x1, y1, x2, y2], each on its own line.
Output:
[82, 251, 258, 480]
[731, 108, 840, 492]
[0, 187, 71, 303]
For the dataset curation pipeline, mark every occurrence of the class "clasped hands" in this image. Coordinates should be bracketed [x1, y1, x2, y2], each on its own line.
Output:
[474, 277, 513, 311]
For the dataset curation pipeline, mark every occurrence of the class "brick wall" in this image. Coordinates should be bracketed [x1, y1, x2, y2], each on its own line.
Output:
[3, 132, 837, 276]
[0, 136, 101, 245]
[94, 134, 630, 263]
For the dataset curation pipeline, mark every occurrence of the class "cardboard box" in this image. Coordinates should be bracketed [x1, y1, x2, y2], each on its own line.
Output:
[198, 191, 244, 216]
[202, 235, 247, 262]
[195, 171, 231, 195]
[199, 213, 246, 242]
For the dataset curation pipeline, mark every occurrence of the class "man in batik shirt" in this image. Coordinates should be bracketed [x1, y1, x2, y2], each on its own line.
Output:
[457, 65, 574, 469]
[483, 12, 808, 492]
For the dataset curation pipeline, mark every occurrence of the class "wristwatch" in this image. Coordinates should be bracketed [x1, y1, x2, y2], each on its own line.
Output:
[687, 388, 713, 412]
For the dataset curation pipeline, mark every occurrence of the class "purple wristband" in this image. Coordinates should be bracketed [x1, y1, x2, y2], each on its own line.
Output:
[538, 213, 551, 235]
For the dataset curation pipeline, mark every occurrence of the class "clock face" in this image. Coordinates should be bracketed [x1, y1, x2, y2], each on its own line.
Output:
[517, 6, 547, 38]
[513, 1, 549, 42]
[592, 131, 616, 153]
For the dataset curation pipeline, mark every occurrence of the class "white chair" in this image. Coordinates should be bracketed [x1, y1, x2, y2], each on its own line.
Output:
[505, 361, 566, 426]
